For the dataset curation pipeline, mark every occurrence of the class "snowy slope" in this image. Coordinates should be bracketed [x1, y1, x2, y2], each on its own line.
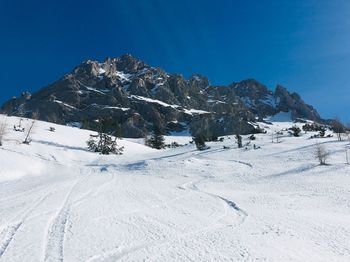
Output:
[0, 115, 350, 262]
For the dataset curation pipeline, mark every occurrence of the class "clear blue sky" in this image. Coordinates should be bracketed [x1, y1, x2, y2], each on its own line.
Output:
[1, 0, 349, 121]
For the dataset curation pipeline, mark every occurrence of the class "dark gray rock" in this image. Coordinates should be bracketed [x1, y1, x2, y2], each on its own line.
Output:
[275, 85, 321, 121]
[1, 54, 323, 137]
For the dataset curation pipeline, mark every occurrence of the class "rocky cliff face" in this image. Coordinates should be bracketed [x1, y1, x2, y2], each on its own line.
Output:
[1, 54, 323, 137]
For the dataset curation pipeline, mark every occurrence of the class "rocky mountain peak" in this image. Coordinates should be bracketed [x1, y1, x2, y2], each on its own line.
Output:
[0, 54, 324, 138]
[233, 79, 272, 99]
[274, 84, 320, 121]
[189, 74, 210, 90]
[107, 54, 149, 74]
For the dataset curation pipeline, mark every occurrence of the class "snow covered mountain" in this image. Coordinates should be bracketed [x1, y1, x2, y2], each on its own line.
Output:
[0, 114, 350, 261]
[1, 54, 322, 138]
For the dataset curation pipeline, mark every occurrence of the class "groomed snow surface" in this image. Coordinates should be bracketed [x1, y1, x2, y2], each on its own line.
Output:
[0, 115, 350, 261]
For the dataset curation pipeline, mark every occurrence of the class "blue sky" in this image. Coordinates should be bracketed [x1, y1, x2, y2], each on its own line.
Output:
[0, 0, 349, 121]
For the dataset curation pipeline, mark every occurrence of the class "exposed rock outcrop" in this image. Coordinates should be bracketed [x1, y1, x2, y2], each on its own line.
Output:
[1, 54, 323, 137]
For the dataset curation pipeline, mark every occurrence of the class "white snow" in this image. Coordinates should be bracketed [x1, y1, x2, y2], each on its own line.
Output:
[1, 114, 350, 261]
[207, 99, 226, 104]
[84, 86, 108, 95]
[130, 95, 174, 108]
[130, 95, 209, 115]
[98, 68, 106, 75]
[102, 106, 130, 111]
[53, 100, 77, 110]
[115, 71, 132, 83]
[184, 108, 210, 115]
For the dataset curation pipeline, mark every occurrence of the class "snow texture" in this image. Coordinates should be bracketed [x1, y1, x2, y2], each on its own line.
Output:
[0, 114, 350, 261]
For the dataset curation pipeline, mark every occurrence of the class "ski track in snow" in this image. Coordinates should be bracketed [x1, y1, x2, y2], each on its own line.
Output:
[43, 167, 91, 262]
[88, 178, 248, 262]
[1, 116, 350, 261]
[180, 178, 248, 223]
[0, 223, 22, 258]
[0, 191, 53, 258]
[43, 166, 117, 262]
[43, 180, 79, 261]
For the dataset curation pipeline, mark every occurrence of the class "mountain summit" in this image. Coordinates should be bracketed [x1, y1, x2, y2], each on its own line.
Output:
[1, 54, 322, 137]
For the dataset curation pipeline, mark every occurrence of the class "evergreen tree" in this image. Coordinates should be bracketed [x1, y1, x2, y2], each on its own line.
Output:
[87, 133, 124, 155]
[193, 133, 207, 151]
[289, 125, 301, 137]
[87, 117, 124, 155]
[235, 134, 243, 148]
[147, 125, 165, 149]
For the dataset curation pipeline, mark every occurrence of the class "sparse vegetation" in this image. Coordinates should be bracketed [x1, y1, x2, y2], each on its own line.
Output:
[252, 125, 266, 134]
[302, 123, 325, 133]
[193, 133, 208, 151]
[13, 118, 25, 132]
[309, 128, 330, 139]
[331, 118, 345, 141]
[315, 143, 329, 165]
[165, 142, 183, 148]
[23, 112, 39, 145]
[0, 115, 8, 146]
[289, 125, 301, 137]
[249, 134, 256, 140]
[272, 131, 283, 143]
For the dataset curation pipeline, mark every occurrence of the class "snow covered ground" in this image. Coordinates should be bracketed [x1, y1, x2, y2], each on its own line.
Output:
[0, 115, 350, 261]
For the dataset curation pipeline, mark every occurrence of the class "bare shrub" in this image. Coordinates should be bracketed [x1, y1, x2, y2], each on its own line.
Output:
[23, 112, 39, 145]
[315, 143, 329, 165]
[331, 118, 345, 141]
[0, 115, 8, 146]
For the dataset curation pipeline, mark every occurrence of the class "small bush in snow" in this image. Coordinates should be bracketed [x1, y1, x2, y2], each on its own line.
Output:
[249, 134, 256, 140]
[13, 123, 25, 132]
[193, 133, 209, 151]
[13, 116, 25, 132]
[315, 144, 329, 165]
[310, 129, 327, 139]
[0, 116, 8, 146]
[319, 129, 325, 137]
[166, 142, 182, 148]
[253, 126, 266, 134]
[289, 125, 301, 137]
[49, 127, 56, 132]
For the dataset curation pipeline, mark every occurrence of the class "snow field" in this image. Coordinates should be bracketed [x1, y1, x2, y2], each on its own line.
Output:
[0, 115, 350, 261]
